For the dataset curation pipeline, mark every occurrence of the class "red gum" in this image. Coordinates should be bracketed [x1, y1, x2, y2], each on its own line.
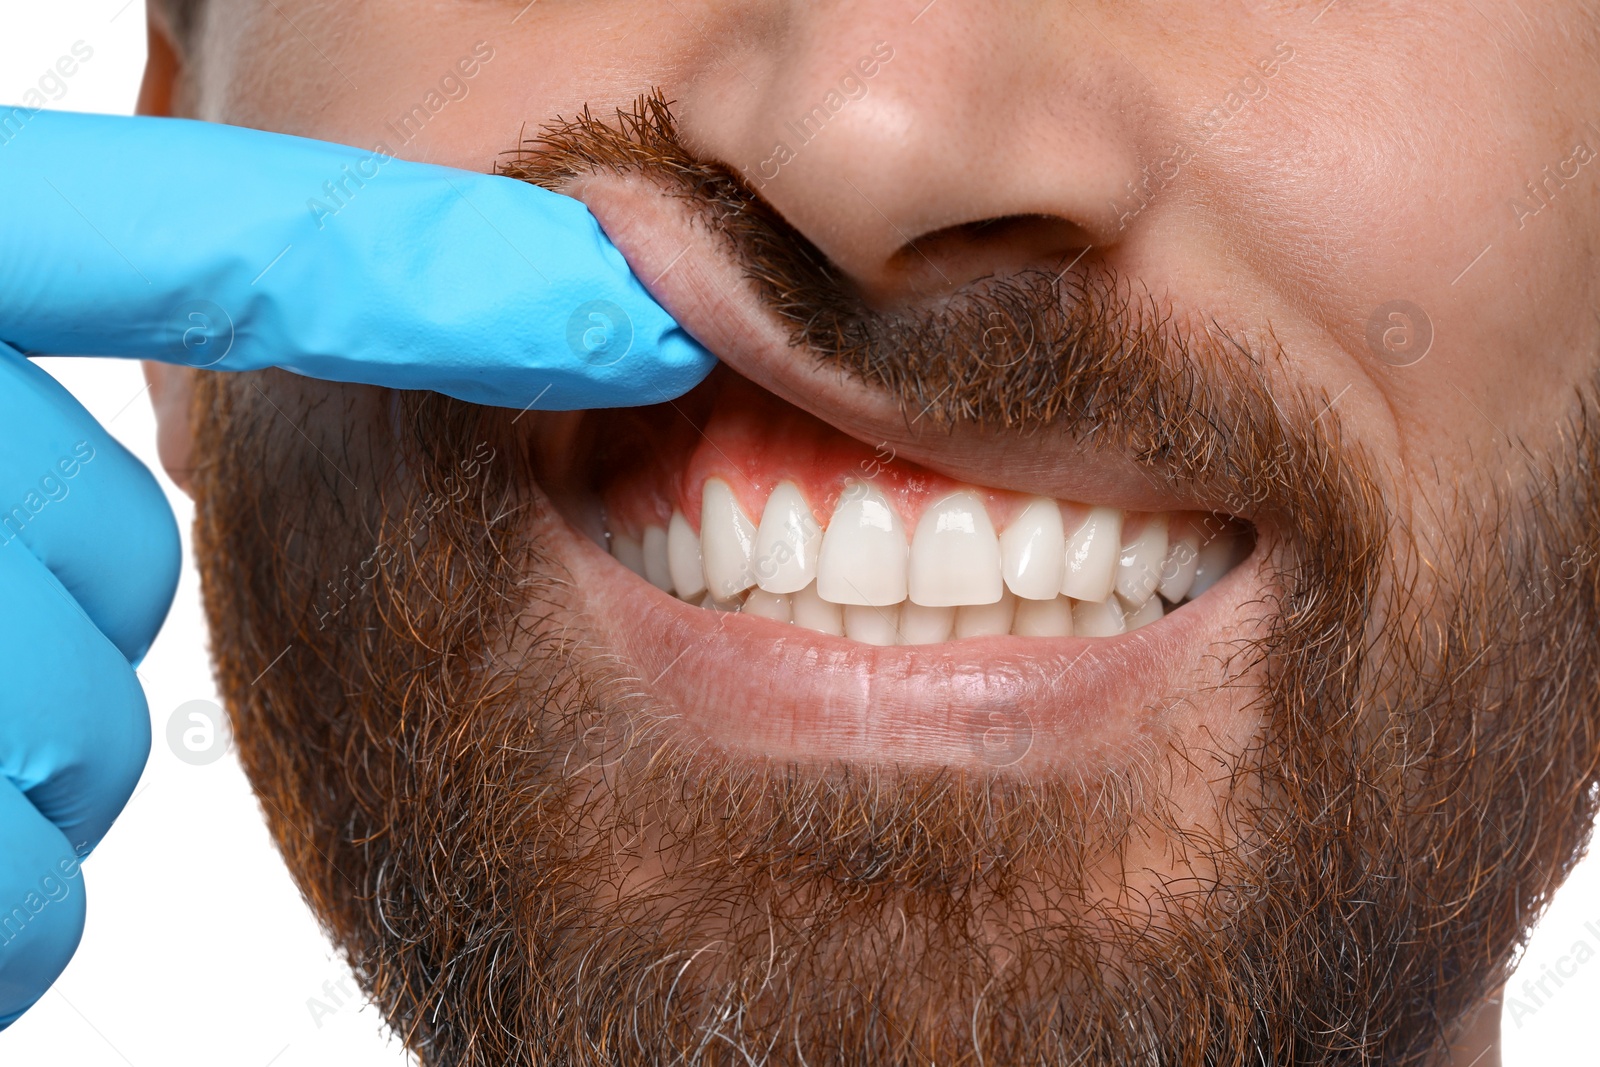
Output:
[599, 376, 1186, 539]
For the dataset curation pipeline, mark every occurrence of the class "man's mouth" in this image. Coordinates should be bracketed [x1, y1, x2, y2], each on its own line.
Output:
[520, 168, 1267, 769]
[538, 373, 1259, 768]
[587, 371, 1252, 646]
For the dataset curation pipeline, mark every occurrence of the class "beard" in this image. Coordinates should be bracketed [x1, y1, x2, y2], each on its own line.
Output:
[189, 99, 1600, 1065]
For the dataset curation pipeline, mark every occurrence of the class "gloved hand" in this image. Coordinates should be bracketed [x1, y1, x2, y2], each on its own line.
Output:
[0, 343, 176, 1028]
[0, 109, 716, 1026]
[0, 110, 715, 409]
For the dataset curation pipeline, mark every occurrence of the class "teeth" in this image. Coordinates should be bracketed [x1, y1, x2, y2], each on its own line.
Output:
[641, 525, 673, 591]
[909, 490, 1004, 607]
[611, 478, 1247, 643]
[955, 590, 1016, 638]
[1157, 526, 1201, 603]
[792, 580, 844, 636]
[700, 478, 759, 600]
[612, 531, 646, 579]
[1000, 497, 1066, 600]
[1013, 595, 1074, 637]
[1123, 594, 1164, 631]
[898, 602, 956, 645]
[700, 592, 745, 612]
[753, 481, 822, 594]
[1072, 595, 1126, 638]
[1114, 514, 1169, 609]
[844, 603, 901, 646]
[1188, 533, 1241, 600]
[1061, 506, 1123, 603]
[743, 588, 794, 623]
[667, 510, 706, 601]
[817, 482, 908, 606]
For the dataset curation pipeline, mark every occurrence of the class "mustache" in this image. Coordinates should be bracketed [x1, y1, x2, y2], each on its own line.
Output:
[496, 93, 1331, 520]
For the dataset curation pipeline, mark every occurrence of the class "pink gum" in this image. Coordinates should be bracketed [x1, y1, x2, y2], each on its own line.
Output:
[599, 378, 1196, 539]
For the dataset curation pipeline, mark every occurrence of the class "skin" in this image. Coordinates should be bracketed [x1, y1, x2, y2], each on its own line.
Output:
[136, 2, 1600, 1063]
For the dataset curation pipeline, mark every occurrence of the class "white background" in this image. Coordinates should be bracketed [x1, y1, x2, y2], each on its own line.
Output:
[2, 4, 1598, 1064]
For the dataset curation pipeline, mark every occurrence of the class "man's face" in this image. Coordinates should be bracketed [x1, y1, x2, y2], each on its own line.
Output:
[157, 2, 1600, 1063]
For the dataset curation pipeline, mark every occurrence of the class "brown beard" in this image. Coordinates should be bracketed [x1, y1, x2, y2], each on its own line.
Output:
[190, 99, 1600, 1065]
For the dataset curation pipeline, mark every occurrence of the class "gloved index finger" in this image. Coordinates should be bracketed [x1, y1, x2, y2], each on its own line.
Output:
[0, 110, 715, 411]
[0, 343, 180, 666]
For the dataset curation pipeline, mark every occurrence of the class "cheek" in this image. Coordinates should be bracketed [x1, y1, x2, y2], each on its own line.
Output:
[1204, 24, 1600, 470]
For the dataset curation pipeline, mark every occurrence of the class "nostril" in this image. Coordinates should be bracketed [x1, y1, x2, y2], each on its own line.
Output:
[877, 213, 1096, 302]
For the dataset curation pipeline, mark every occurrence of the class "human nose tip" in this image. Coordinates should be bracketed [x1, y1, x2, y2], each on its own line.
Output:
[675, 1, 1151, 300]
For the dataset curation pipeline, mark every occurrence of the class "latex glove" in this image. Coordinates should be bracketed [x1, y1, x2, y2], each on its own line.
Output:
[0, 342, 177, 1027]
[0, 110, 716, 1027]
[0, 110, 715, 409]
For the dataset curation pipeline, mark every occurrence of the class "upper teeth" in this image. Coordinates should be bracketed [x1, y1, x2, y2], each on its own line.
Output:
[753, 482, 821, 594]
[817, 482, 908, 606]
[907, 490, 1004, 608]
[609, 478, 1246, 643]
[699, 478, 759, 599]
[999, 496, 1066, 601]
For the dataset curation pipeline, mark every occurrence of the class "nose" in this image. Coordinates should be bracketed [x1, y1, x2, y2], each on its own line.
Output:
[676, 0, 1153, 302]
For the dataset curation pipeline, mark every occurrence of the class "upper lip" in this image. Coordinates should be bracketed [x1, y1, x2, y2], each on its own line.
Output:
[570, 172, 1240, 519]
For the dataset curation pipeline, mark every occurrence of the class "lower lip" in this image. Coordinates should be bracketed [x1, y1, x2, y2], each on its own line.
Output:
[544, 507, 1266, 770]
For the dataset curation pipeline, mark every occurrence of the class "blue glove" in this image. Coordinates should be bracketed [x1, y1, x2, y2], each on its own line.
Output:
[0, 110, 715, 409]
[0, 344, 175, 1027]
[0, 109, 716, 1027]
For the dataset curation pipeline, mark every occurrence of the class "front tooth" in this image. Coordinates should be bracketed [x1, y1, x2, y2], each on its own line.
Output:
[1187, 534, 1240, 600]
[898, 602, 955, 645]
[1061, 506, 1123, 603]
[743, 588, 794, 623]
[753, 481, 821, 594]
[700, 478, 758, 599]
[612, 531, 647, 579]
[955, 590, 1016, 638]
[1000, 497, 1066, 601]
[642, 525, 673, 591]
[909, 490, 1003, 607]
[1114, 514, 1169, 608]
[667, 510, 706, 600]
[1071, 595, 1125, 637]
[1012, 595, 1074, 637]
[1123, 594, 1164, 630]
[817, 482, 908, 606]
[792, 581, 844, 636]
[1157, 526, 1201, 603]
[844, 603, 900, 646]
